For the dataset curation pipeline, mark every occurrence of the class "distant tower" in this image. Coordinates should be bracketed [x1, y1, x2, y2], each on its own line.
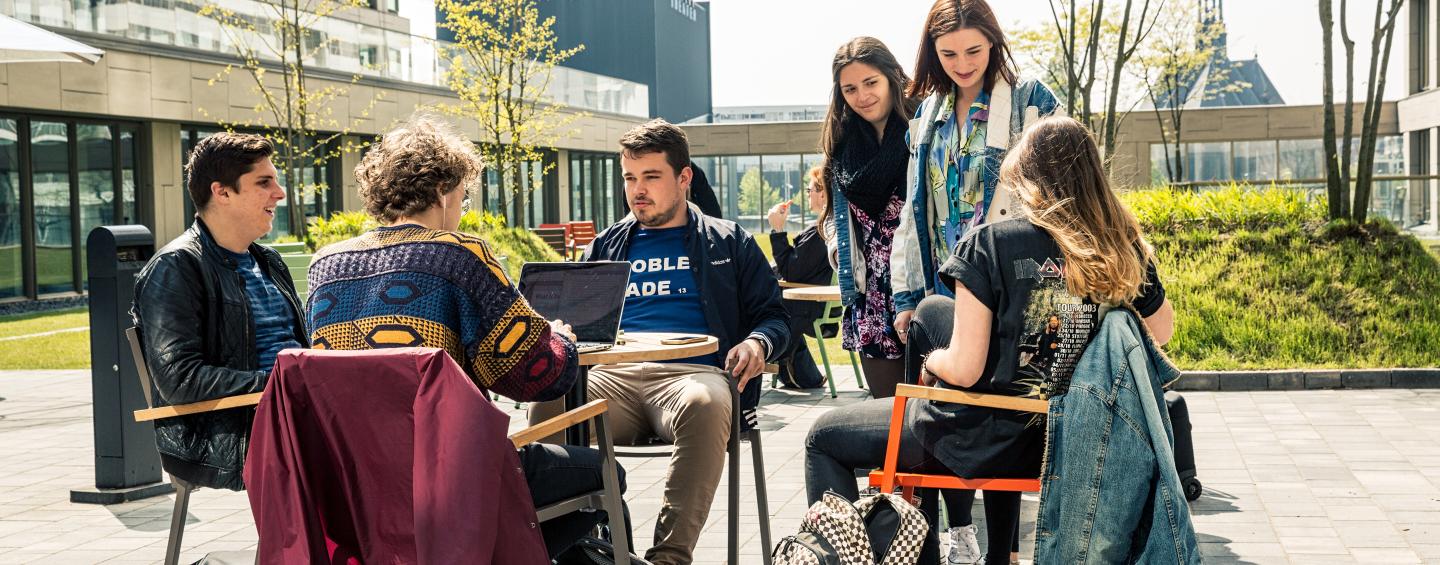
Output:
[1157, 0, 1284, 108]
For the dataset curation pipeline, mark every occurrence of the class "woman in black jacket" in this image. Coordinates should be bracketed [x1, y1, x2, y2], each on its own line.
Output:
[767, 166, 835, 388]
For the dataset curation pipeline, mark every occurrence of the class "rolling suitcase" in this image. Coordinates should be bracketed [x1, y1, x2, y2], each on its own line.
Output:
[1164, 390, 1203, 501]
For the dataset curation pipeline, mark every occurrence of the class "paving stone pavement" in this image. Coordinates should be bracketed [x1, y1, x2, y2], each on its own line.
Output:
[2, 369, 1439, 564]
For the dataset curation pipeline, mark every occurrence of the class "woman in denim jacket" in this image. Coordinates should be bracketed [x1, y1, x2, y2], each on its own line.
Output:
[896, 1, 1063, 559]
[820, 37, 917, 399]
[807, 116, 1176, 565]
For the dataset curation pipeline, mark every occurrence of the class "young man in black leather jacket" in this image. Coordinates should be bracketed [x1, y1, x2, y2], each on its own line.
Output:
[131, 133, 307, 490]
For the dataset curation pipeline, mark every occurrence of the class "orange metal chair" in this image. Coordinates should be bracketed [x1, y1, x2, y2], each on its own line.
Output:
[566, 221, 597, 259]
[868, 384, 1048, 502]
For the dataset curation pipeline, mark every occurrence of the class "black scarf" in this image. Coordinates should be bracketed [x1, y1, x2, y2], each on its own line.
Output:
[830, 113, 910, 219]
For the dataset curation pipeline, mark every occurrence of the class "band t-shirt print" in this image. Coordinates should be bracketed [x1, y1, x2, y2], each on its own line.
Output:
[937, 218, 1166, 399]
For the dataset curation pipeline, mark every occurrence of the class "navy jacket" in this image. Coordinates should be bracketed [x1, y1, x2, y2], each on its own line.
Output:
[584, 205, 790, 422]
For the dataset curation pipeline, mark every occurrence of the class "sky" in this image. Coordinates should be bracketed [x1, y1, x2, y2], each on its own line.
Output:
[706, 0, 1410, 108]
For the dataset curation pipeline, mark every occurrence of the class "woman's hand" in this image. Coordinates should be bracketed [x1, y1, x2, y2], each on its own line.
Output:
[893, 309, 914, 345]
[766, 202, 790, 232]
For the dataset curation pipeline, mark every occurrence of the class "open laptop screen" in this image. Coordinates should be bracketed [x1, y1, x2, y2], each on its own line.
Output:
[517, 261, 631, 344]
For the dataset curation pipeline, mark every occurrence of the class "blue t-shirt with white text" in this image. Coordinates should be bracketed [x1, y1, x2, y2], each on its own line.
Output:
[621, 226, 720, 366]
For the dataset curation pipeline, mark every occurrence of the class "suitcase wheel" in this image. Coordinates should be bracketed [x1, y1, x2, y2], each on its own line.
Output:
[1183, 477, 1203, 502]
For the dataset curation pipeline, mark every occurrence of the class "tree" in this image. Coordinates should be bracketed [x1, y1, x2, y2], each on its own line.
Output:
[437, 0, 584, 223]
[199, 0, 379, 241]
[1133, 2, 1242, 184]
[1012, 0, 1164, 163]
[738, 169, 780, 219]
[1320, 0, 1406, 222]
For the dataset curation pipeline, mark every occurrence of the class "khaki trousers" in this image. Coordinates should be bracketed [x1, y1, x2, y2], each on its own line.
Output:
[530, 362, 732, 565]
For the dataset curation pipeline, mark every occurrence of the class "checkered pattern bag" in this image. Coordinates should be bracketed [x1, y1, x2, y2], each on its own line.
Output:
[854, 493, 928, 565]
[771, 492, 929, 565]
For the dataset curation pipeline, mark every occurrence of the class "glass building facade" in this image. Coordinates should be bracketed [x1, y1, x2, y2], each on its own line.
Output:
[692, 153, 826, 235]
[1150, 135, 1413, 225]
[0, 115, 144, 301]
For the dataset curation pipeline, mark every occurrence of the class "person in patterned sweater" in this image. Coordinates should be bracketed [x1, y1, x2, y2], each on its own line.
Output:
[305, 114, 626, 559]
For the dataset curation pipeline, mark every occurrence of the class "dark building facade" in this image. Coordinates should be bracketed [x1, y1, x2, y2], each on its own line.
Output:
[441, 0, 713, 123]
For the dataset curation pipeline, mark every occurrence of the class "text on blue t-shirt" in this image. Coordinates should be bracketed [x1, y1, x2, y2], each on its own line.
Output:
[621, 226, 720, 366]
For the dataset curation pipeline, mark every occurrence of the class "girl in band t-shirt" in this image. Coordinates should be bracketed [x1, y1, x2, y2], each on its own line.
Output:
[805, 116, 1175, 562]
[918, 116, 1175, 479]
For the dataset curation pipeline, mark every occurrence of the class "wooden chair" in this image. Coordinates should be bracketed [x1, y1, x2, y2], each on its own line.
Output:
[868, 383, 1047, 504]
[127, 327, 261, 565]
[566, 220, 597, 260]
[509, 399, 631, 565]
[533, 226, 570, 259]
[129, 329, 631, 564]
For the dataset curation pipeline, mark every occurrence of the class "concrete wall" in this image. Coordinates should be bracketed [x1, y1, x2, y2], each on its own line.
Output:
[681, 104, 1401, 189]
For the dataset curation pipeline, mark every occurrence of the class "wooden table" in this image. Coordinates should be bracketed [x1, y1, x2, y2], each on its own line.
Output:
[567, 332, 719, 445]
[782, 285, 841, 302]
[778, 280, 822, 289]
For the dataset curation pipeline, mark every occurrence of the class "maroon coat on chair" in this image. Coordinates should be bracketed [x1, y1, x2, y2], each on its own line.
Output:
[245, 347, 548, 564]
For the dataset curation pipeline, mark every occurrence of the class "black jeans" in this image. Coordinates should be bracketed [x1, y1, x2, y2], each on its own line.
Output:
[906, 294, 1022, 557]
[805, 398, 1023, 564]
[518, 443, 630, 558]
[805, 397, 945, 563]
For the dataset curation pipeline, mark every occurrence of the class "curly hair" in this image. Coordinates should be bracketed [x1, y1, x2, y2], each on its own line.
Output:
[356, 115, 482, 223]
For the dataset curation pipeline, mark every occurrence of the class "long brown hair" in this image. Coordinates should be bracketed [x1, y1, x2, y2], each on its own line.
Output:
[908, 0, 1018, 99]
[807, 165, 832, 239]
[1001, 116, 1154, 305]
[819, 37, 915, 160]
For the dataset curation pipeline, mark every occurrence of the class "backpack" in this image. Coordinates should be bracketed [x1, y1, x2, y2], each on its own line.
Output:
[771, 492, 929, 565]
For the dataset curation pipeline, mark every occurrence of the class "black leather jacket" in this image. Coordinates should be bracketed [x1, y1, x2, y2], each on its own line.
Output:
[131, 218, 308, 490]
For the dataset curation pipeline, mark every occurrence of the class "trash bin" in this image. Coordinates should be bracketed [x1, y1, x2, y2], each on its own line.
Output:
[71, 225, 173, 504]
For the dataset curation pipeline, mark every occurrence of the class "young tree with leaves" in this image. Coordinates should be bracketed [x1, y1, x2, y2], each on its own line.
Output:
[1320, 0, 1406, 222]
[1012, 0, 1162, 164]
[1133, 2, 1241, 184]
[199, 0, 380, 241]
[437, 0, 584, 223]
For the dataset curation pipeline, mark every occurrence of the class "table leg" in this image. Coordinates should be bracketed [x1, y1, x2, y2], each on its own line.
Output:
[566, 366, 591, 446]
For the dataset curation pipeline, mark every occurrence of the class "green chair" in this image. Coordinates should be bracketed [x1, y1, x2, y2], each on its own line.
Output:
[774, 280, 864, 398]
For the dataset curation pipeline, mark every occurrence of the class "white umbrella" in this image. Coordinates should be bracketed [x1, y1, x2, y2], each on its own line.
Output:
[0, 14, 103, 65]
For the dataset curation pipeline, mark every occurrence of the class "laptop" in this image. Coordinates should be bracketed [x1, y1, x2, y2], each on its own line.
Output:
[517, 261, 631, 353]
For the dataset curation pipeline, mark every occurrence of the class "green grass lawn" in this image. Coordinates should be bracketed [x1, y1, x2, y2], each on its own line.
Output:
[0, 308, 90, 370]
[1126, 187, 1440, 370]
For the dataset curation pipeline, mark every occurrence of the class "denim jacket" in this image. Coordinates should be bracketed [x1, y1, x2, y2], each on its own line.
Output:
[887, 78, 1060, 311]
[1035, 308, 1201, 565]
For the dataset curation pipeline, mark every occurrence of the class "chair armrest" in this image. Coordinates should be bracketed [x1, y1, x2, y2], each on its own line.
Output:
[510, 399, 609, 448]
[133, 392, 264, 422]
[894, 384, 1048, 414]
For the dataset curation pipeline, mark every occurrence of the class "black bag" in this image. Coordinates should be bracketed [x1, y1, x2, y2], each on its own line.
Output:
[552, 537, 652, 565]
[1165, 391, 1202, 501]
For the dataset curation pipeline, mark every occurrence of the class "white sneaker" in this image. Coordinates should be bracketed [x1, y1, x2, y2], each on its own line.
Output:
[945, 524, 982, 564]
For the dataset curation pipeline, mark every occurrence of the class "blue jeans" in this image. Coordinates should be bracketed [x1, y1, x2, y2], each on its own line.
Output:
[805, 398, 1022, 564]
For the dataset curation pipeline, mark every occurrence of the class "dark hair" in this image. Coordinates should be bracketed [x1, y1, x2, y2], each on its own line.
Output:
[185, 132, 274, 210]
[807, 165, 832, 239]
[618, 119, 690, 175]
[820, 37, 916, 159]
[908, 0, 1018, 99]
[356, 114, 482, 223]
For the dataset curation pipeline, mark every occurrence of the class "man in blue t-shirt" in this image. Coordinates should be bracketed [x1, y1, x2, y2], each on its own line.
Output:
[132, 133, 308, 491]
[532, 119, 789, 565]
